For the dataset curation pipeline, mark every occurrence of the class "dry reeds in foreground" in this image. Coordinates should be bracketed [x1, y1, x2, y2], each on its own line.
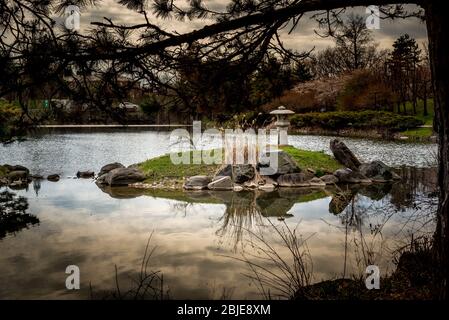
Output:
[90, 232, 168, 300]
[223, 219, 313, 300]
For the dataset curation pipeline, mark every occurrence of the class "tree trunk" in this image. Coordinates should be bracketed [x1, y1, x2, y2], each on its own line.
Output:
[423, 84, 428, 117]
[425, 0, 449, 299]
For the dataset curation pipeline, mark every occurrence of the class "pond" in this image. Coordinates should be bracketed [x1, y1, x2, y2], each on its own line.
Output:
[0, 128, 438, 176]
[0, 129, 438, 299]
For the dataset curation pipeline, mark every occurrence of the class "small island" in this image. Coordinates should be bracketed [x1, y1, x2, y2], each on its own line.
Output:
[89, 139, 399, 192]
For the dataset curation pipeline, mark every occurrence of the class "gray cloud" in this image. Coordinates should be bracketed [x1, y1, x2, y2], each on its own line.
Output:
[75, 1, 428, 52]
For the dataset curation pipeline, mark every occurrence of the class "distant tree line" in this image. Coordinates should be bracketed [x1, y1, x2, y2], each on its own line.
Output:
[307, 15, 431, 117]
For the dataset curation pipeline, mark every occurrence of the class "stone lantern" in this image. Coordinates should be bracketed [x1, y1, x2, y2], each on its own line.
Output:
[270, 106, 295, 146]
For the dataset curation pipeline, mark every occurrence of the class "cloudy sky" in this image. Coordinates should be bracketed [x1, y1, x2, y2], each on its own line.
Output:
[74, 0, 428, 52]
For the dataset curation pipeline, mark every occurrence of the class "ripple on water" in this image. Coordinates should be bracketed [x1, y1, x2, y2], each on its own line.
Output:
[0, 130, 437, 176]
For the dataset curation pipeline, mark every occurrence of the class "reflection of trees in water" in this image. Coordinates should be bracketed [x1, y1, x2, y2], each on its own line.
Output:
[325, 167, 438, 278]
[389, 167, 437, 211]
[0, 190, 39, 239]
[214, 190, 323, 248]
[216, 192, 264, 249]
[32, 179, 41, 196]
[170, 202, 191, 217]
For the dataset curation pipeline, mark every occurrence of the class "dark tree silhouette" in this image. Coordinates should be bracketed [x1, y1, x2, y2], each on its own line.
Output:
[388, 34, 422, 113]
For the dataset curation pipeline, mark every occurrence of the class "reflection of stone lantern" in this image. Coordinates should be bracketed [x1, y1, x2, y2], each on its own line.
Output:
[270, 106, 295, 146]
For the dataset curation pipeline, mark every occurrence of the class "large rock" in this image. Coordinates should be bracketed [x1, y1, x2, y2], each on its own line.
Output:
[277, 172, 314, 187]
[104, 168, 145, 186]
[233, 164, 255, 184]
[320, 174, 339, 185]
[359, 161, 401, 182]
[99, 162, 125, 176]
[207, 176, 233, 191]
[330, 139, 361, 171]
[243, 181, 258, 189]
[47, 174, 60, 182]
[77, 171, 95, 179]
[96, 174, 108, 185]
[309, 177, 326, 187]
[0, 177, 8, 186]
[261, 175, 278, 187]
[333, 168, 371, 184]
[257, 151, 300, 176]
[258, 184, 276, 192]
[215, 165, 233, 178]
[184, 175, 212, 190]
[7, 170, 29, 182]
[3, 164, 29, 174]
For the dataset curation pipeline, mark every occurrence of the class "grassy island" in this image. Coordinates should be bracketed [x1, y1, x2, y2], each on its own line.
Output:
[137, 146, 342, 188]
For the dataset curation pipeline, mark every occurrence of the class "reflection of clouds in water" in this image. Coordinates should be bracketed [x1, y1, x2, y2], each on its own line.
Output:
[0, 172, 436, 299]
[1, 181, 251, 299]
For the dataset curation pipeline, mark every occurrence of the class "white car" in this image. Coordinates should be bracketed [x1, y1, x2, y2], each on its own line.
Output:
[118, 101, 140, 112]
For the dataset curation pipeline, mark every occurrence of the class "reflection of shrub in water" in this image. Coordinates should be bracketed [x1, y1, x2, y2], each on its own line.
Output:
[216, 192, 263, 249]
[0, 190, 39, 239]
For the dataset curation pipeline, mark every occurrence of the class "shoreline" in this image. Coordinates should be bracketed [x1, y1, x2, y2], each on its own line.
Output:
[34, 124, 192, 128]
[290, 127, 437, 143]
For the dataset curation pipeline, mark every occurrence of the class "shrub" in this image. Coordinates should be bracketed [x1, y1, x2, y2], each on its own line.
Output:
[261, 90, 327, 113]
[336, 70, 397, 111]
[219, 111, 271, 129]
[291, 110, 423, 131]
[140, 96, 163, 117]
[0, 100, 22, 140]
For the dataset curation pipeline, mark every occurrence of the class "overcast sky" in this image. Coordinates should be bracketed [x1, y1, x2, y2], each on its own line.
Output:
[73, 0, 428, 52]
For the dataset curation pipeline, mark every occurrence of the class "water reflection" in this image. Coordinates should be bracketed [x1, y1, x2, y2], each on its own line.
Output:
[0, 190, 39, 239]
[0, 167, 438, 299]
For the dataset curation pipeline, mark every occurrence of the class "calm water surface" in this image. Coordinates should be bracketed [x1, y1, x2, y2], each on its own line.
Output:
[0, 128, 438, 176]
[0, 129, 438, 299]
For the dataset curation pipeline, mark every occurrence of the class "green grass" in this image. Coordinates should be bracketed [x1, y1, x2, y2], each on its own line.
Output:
[402, 99, 434, 125]
[281, 146, 342, 173]
[0, 165, 8, 178]
[137, 146, 342, 186]
[400, 127, 434, 139]
[398, 99, 435, 139]
[296, 190, 328, 203]
[0, 100, 22, 140]
[138, 150, 220, 184]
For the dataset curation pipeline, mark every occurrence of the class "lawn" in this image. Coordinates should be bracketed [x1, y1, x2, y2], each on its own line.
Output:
[281, 146, 342, 174]
[138, 151, 220, 184]
[403, 99, 434, 125]
[398, 99, 434, 139]
[138, 146, 342, 185]
[400, 127, 434, 139]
